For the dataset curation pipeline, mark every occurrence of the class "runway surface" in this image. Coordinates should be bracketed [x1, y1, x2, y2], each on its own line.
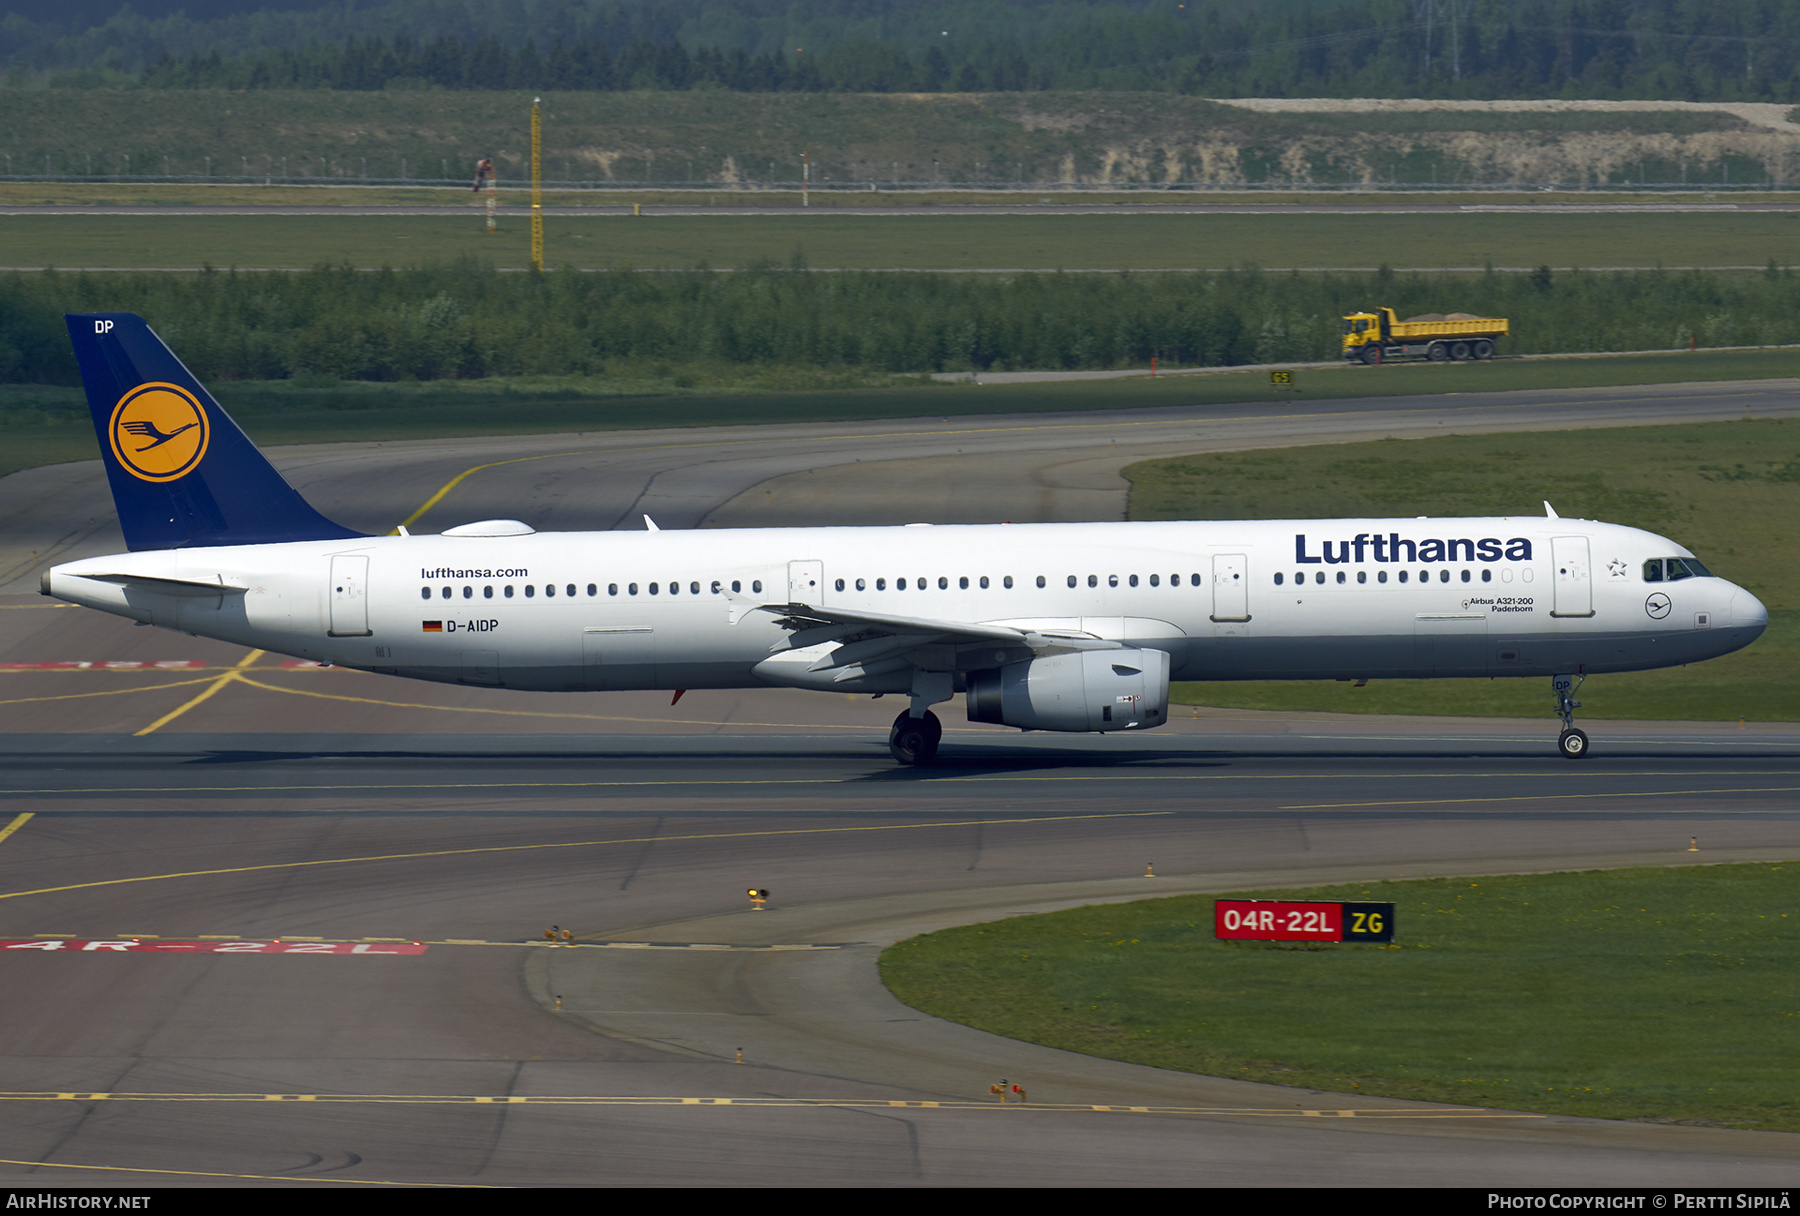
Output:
[1, 379, 1796, 1185]
[3, 202, 1794, 217]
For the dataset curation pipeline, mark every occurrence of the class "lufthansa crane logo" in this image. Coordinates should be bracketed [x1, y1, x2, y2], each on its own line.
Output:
[108, 383, 209, 483]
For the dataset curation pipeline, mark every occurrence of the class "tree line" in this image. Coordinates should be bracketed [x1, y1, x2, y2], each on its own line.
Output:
[5, 263, 1799, 387]
[13, 0, 1800, 102]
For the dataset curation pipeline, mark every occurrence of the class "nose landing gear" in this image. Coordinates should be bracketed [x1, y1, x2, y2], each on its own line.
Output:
[1553, 673, 1589, 759]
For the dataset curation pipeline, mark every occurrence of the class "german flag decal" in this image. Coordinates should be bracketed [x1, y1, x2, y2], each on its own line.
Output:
[422, 621, 443, 632]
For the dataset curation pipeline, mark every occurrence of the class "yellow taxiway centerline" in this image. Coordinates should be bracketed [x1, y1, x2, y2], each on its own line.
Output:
[133, 649, 265, 736]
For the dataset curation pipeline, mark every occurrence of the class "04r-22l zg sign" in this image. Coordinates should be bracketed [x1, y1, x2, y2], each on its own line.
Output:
[1214, 899, 1395, 943]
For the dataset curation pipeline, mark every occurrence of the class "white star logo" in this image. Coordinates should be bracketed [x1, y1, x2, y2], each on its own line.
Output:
[1607, 559, 1627, 578]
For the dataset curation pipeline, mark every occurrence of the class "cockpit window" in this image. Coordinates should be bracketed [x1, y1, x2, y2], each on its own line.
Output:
[1646, 557, 1712, 582]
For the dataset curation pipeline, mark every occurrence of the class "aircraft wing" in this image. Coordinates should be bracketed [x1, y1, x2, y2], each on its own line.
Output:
[754, 601, 1117, 681]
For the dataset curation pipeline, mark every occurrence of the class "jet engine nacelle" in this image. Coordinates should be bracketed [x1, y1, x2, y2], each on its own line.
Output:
[965, 648, 1170, 732]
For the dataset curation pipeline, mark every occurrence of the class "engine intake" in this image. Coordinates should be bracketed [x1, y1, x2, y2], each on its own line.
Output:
[965, 648, 1169, 732]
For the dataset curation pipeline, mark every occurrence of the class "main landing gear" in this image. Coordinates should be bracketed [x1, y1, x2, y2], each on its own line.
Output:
[888, 709, 943, 766]
[1553, 673, 1589, 759]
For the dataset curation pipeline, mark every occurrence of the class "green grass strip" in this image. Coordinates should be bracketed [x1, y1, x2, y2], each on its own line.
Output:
[879, 864, 1800, 1131]
[11, 211, 1800, 271]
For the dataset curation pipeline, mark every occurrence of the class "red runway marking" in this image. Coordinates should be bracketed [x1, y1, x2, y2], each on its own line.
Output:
[1, 939, 426, 954]
[0, 660, 333, 670]
[0, 661, 207, 670]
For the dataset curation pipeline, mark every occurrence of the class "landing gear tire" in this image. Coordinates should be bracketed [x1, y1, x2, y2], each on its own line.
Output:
[889, 709, 943, 766]
[1552, 673, 1588, 759]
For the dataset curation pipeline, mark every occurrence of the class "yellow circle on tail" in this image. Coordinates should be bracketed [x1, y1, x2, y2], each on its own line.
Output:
[109, 383, 209, 483]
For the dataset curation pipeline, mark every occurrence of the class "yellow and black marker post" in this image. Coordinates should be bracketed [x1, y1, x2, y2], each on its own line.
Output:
[530, 97, 544, 272]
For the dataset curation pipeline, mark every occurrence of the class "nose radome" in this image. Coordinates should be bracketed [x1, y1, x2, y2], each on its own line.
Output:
[1731, 591, 1769, 632]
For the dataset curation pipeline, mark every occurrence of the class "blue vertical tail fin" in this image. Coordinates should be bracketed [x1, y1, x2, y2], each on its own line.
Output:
[66, 313, 366, 551]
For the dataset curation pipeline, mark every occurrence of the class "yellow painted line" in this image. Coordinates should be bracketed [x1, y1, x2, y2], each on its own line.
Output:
[133, 649, 264, 736]
[0, 812, 1162, 903]
[0, 676, 218, 707]
[394, 450, 594, 532]
[0, 1155, 498, 1187]
[0, 1092, 1535, 1119]
[1282, 785, 1800, 809]
[0, 813, 32, 845]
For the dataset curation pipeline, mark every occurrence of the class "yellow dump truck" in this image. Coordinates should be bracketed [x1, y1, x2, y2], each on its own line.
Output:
[1341, 307, 1508, 365]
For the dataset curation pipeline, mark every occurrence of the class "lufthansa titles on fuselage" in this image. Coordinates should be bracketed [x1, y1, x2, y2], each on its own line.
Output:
[420, 566, 529, 580]
[1294, 532, 1533, 565]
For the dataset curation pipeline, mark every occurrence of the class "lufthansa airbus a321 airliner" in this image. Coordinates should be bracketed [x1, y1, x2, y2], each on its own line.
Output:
[44, 314, 1768, 764]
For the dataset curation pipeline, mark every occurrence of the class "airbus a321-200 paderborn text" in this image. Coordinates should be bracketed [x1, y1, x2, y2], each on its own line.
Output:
[44, 314, 1768, 764]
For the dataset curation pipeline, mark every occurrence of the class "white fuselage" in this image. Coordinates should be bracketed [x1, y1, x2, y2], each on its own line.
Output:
[44, 516, 1767, 700]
